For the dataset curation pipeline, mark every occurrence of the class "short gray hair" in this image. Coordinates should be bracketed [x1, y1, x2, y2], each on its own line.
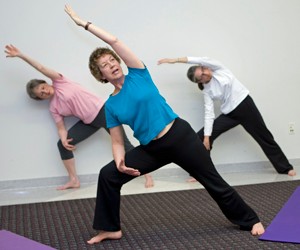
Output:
[26, 79, 46, 100]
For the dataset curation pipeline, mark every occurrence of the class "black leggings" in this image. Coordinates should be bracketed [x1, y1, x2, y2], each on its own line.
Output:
[93, 118, 260, 231]
[197, 95, 293, 174]
[57, 107, 134, 160]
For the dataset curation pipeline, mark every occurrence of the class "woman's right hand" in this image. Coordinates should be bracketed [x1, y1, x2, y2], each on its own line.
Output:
[64, 4, 85, 27]
[157, 58, 176, 65]
[158, 57, 187, 65]
[4, 44, 21, 58]
[62, 138, 76, 151]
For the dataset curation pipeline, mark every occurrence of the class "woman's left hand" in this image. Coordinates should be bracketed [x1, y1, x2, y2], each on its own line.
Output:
[203, 136, 211, 150]
[4, 44, 21, 58]
[117, 160, 141, 176]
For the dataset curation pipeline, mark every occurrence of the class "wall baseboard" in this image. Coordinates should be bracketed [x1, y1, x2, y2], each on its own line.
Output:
[1, 159, 299, 191]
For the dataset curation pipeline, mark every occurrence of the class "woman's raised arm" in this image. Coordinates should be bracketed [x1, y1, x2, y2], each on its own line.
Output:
[64, 4, 143, 69]
[5, 44, 61, 80]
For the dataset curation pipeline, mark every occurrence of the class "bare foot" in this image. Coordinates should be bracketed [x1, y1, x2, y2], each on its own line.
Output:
[144, 174, 154, 188]
[251, 222, 265, 236]
[186, 177, 197, 183]
[288, 169, 296, 176]
[56, 180, 80, 190]
[87, 230, 122, 244]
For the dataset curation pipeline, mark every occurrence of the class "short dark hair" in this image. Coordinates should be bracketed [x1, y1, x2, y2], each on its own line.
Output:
[187, 66, 204, 90]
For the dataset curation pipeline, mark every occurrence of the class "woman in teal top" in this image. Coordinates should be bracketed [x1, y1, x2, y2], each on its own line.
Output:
[65, 4, 264, 244]
[105, 66, 177, 145]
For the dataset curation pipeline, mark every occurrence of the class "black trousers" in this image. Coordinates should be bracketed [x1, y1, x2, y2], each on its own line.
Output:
[197, 95, 293, 174]
[93, 118, 260, 231]
[57, 106, 134, 160]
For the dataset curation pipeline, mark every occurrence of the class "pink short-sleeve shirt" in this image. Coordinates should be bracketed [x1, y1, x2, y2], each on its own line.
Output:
[49, 75, 105, 124]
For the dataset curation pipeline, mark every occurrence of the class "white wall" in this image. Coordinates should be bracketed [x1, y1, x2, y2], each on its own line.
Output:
[1, 0, 299, 182]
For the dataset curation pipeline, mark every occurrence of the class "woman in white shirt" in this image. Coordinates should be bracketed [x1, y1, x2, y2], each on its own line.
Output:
[158, 56, 296, 177]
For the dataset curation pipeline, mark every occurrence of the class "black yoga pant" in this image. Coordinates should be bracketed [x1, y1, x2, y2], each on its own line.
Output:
[93, 118, 260, 231]
[57, 107, 134, 160]
[197, 95, 293, 174]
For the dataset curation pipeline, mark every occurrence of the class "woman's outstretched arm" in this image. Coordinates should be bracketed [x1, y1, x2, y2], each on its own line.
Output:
[157, 57, 188, 65]
[64, 4, 143, 69]
[5, 44, 61, 80]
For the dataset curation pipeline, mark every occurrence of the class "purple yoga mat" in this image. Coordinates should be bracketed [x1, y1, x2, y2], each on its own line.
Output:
[259, 186, 300, 244]
[0, 230, 56, 250]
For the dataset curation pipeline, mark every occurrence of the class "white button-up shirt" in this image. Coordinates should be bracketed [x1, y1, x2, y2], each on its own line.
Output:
[187, 57, 249, 136]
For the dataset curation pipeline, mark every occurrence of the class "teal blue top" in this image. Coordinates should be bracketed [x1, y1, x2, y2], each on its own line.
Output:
[105, 66, 178, 145]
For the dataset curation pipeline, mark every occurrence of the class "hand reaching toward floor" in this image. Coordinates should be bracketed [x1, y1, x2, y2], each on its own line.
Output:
[117, 160, 141, 176]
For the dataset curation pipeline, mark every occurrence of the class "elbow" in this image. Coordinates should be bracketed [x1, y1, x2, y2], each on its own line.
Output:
[110, 36, 120, 46]
[36, 65, 45, 72]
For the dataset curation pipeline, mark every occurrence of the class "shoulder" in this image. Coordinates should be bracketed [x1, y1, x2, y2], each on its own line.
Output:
[52, 74, 77, 85]
[52, 74, 66, 84]
[127, 65, 151, 79]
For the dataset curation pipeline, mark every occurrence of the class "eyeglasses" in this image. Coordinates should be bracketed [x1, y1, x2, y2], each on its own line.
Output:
[193, 67, 206, 83]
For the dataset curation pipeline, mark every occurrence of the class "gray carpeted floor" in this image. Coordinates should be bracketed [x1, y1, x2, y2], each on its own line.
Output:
[1, 180, 300, 249]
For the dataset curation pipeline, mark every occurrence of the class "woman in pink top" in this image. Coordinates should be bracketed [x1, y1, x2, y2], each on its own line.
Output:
[5, 44, 154, 190]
